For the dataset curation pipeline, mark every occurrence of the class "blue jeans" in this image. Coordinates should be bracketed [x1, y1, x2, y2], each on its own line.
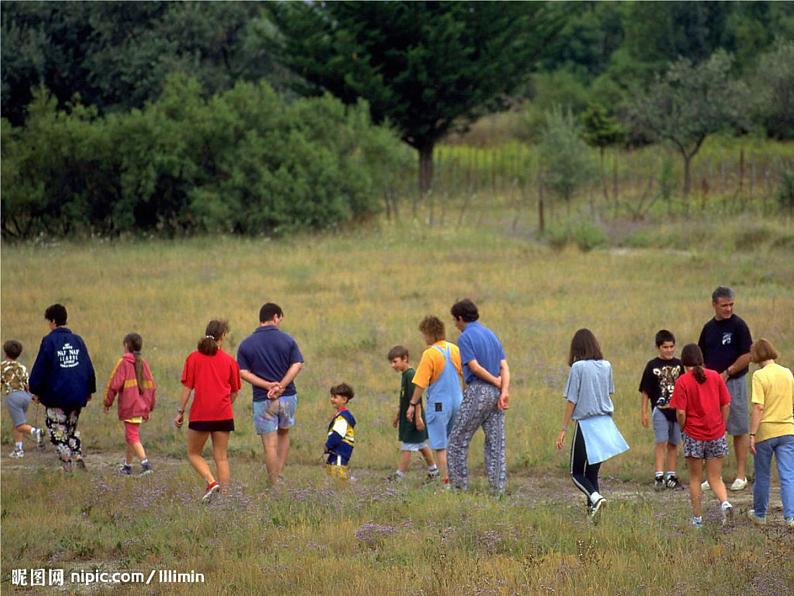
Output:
[753, 433, 794, 518]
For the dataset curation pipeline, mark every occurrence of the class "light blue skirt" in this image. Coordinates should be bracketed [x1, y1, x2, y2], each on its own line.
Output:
[578, 415, 630, 465]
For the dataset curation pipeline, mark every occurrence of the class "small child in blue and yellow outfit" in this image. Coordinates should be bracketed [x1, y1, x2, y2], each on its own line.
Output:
[325, 383, 356, 480]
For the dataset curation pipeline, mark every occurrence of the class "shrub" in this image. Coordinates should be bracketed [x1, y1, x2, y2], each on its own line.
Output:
[1, 77, 408, 238]
[777, 169, 794, 213]
[545, 219, 608, 252]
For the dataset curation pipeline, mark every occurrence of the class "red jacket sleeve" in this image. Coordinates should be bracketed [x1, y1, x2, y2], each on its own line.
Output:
[103, 358, 125, 408]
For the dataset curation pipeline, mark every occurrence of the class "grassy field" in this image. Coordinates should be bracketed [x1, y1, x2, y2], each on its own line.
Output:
[2, 216, 793, 594]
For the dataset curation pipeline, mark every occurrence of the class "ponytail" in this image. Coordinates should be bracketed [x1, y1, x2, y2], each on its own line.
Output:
[123, 333, 146, 395]
[681, 343, 707, 385]
[198, 320, 229, 356]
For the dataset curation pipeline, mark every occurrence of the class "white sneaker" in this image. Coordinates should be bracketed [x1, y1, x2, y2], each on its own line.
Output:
[9, 449, 24, 458]
[721, 502, 734, 527]
[729, 478, 748, 491]
[747, 510, 766, 525]
[700, 480, 710, 491]
[589, 497, 606, 524]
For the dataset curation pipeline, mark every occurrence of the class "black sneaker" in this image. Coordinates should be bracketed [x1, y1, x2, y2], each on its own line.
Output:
[140, 461, 153, 476]
[74, 458, 87, 471]
[665, 475, 681, 489]
[118, 463, 132, 476]
[654, 476, 665, 491]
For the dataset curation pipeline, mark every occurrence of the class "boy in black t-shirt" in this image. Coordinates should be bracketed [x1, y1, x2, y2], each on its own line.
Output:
[639, 330, 685, 490]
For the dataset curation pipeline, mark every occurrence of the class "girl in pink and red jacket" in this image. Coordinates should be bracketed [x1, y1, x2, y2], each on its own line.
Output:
[104, 333, 156, 476]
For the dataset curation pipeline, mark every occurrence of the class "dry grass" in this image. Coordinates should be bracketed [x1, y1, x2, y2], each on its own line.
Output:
[2, 218, 793, 593]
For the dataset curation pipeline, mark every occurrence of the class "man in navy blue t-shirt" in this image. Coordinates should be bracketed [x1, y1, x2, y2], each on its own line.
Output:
[698, 286, 752, 491]
[446, 299, 511, 494]
[237, 303, 304, 484]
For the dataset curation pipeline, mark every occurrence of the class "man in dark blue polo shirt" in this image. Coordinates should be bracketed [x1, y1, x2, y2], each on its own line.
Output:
[447, 299, 511, 494]
[237, 303, 304, 484]
[698, 286, 752, 492]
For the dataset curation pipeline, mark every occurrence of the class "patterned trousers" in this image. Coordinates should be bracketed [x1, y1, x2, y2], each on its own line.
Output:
[45, 407, 82, 461]
[447, 381, 506, 493]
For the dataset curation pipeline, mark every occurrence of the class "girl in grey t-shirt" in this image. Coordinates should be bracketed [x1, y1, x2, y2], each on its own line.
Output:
[555, 329, 628, 523]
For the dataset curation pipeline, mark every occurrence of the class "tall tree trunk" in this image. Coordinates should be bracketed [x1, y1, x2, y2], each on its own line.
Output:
[682, 153, 692, 199]
[418, 144, 434, 195]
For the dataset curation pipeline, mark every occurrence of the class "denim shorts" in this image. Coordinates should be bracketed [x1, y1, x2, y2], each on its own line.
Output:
[652, 407, 681, 445]
[683, 433, 729, 459]
[253, 394, 297, 435]
[5, 390, 32, 427]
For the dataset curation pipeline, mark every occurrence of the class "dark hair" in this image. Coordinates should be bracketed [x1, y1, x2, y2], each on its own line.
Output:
[450, 299, 479, 323]
[681, 344, 706, 384]
[387, 345, 409, 361]
[259, 303, 283, 323]
[655, 329, 676, 347]
[330, 382, 354, 401]
[751, 338, 779, 363]
[3, 340, 23, 360]
[712, 286, 735, 303]
[197, 320, 229, 356]
[44, 303, 68, 326]
[123, 333, 146, 395]
[568, 328, 604, 366]
[419, 316, 445, 342]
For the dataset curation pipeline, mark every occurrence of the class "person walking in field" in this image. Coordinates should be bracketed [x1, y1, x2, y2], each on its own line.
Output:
[237, 303, 304, 485]
[746, 339, 794, 527]
[698, 286, 752, 491]
[103, 333, 157, 476]
[406, 316, 463, 486]
[2, 340, 45, 457]
[670, 344, 734, 529]
[29, 304, 96, 472]
[386, 345, 438, 482]
[175, 320, 241, 502]
[447, 299, 511, 494]
[555, 329, 629, 523]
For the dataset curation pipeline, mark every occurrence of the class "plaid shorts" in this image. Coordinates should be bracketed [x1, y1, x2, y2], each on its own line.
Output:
[682, 432, 729, 459]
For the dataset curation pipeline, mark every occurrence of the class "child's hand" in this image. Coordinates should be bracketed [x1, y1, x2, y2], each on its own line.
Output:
[416, 417, 426, 431]
[174, 412, 184, 429]
[392, 415, 399, 428]
[641, 412, 649, 428]
[555, 429, 567, 450]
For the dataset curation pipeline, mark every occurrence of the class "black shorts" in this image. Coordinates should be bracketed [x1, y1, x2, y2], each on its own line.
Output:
[188, 419, 234, 432]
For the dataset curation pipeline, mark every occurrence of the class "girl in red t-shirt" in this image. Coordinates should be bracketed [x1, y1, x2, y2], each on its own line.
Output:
[175, 320, 241, 502]
[670, 344, 733, 528]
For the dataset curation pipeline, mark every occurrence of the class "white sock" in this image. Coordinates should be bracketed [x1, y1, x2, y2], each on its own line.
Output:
[427, 464, 438, 472]
[590, 491, 604, 505]
[721, 501, 732, 510]
[15, 441, 23, 451]
[394, 469, 404, 477]
[141, 459, 149, 466]
[665, 471, 676, 478]
[655, 472, 664, 479]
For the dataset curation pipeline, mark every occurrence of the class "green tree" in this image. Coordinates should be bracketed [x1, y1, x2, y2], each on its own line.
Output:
[0, 1, 282, 125]
[754, 40, 794, 139]
[538, 107, 596, 211]
[625, 50, 751, 198]
[580, 102, 625, 200]
[268, 1, 564, 193]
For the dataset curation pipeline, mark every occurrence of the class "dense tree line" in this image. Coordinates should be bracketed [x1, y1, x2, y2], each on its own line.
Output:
[2, 1, 793, 237]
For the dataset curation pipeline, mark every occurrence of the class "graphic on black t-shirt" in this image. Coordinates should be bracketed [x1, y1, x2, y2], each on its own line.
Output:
[722, 332, 732, 345]
[639, 357, 684, 421]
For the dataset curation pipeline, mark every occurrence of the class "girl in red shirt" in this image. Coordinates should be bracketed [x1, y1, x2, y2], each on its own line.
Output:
[670, 344, 733, 528]
[175, 320, 241, 502]
[104, 333, 156, 476]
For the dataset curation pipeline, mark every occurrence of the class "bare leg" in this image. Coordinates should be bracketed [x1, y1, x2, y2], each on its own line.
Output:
[210, 431, 230, 486]
[420, 447, 436, 467]
[706, 457, 728, 503]
[733, 434, 748, 480]
[14, 423, 33, 444]
[261, 433, 280, 485]
[435, 448, 449, 482]
[126, 443, 135, 464]
[686, 457, 704, 517]
[398, 451, 411, 473]
[277, 428, 290, 475]
[654, 442, 666, 474]
[127, 441, 146, 462]
[187, 430, 214, 484]
[665, 443, 677, 474]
